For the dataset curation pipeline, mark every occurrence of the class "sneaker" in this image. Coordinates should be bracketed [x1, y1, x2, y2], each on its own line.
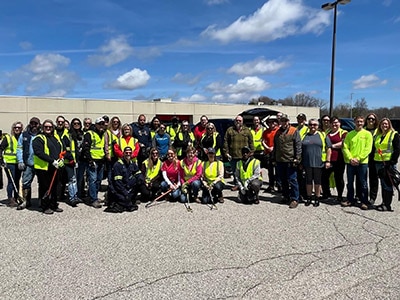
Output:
[313, 200, 320, 207]
[340, 200, 352, 207]
[92, 200, 102, 209]
[43, 208, 54, 215]
[54, 207, 63, 213]
[289, 200, 298, 209]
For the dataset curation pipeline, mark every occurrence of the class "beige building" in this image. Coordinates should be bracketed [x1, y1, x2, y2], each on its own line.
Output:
[0, 96, 319, 133]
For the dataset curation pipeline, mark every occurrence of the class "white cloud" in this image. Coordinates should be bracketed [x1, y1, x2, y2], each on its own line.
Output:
[352, 74, 388, 89]
[202, 0, 329, 43]
[227, 57, 288, 76]
[0, 53, 79, 96]
[109, 68, 150, 90]
[178, 94, 207, 102]
[88, 35, 134, 67]
[207, 76, 270, 94]
[204, 0, 228, 5]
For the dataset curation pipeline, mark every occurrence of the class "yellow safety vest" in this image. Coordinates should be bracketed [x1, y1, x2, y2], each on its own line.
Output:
[316, 131, 328, 162]
[181, 159, 201, 181]
[3, 134, 18, 164]
[175, 132, 195, 156]
[251, 127, 264, 151]
[202, 160, 225, 184]
[200, 133, 221, 156]
[297, 125, 309, 141]
[88, 131, 105, 160]
[33, 134, 63, 171]
[166, 125, 180, 140]
[237, 158, 262, 181]
[374, 131, 396, 162]
[144, 159, 162, 183]
[107, 129, 119, 158]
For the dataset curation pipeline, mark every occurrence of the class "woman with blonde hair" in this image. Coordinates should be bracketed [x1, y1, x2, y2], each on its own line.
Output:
[0, 121, 24, 207]
[113, 123, 140, 161]
[140, 147, 162, 202]
[160, 147, 181, 201]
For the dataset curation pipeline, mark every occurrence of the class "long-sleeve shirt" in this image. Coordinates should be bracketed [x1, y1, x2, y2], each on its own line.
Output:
[179, 157, 202, 184]
[342, 128, 373, 164]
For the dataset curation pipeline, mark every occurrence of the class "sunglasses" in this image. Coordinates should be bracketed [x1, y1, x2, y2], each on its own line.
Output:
[14, 126, 22, 129]
[367, 117, 376, 121]
[44, 126, 53, 129]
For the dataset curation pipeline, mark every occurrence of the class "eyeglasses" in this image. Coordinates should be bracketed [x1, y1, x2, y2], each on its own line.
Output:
[57, 120, 65, 124]
[309, 123, 319, 127]
[152, 152, 159, 155]
[97, 122, 105, 125]
[44, 126, 53, 129]
[73, 122, 80, 125]
[113, 121, 120, 124]
[367, 117, 376, 121]
[322, 119, 330, 122]
[14, 126, 22, 129]
[84, 122, 91, 125]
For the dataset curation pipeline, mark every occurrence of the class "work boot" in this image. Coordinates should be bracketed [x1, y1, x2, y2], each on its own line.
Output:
[305, 196, 312, 206]
[8, 197, 18, 208]
[17, 188, 30, 210]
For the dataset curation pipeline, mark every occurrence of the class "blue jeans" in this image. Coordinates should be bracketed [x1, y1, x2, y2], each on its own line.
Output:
[160, 181, 181, 201]
[180, 179, 201, 203]
[65, 166, 78, 200]
[87, 162, 104, 202]
[346, 163, 368, 204]
[22, 165, 36, 189]
[76, 161, 88, 198]
[276, 162, 299, 201]
[5, 164, 22, 199]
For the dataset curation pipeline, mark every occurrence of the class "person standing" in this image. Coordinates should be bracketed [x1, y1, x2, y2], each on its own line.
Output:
[341, 116, 373, 210]
[0, 121, 24, 207]
[262, 115, 279, 192]
[132, 114, 152, 167]
[174, 120, 195, 160]
[113, 123, 140, 162]
[301, 119, 332, 207]
[198, 122, 223, 161]
[166, 116, 180, 144]
[373, 118, 400, 211]
[82, 116, 107, 208]
[16, 117, 41, 210]
[193, 115, 209, 148]
[32, 120, 65, 214]
[152, 123, 171, 161]
[250, 116, 264, 163]
[365, 113, 379, 204]
[296, 113, 309, 140]
[273, 114, 302, 208]
[105, 146, 143, 213]
[223, 115, 254, 187]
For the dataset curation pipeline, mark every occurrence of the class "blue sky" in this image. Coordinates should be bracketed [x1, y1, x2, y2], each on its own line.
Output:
[0, 0, 399, 109]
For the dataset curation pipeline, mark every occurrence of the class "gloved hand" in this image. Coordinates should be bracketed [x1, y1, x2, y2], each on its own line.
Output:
[89, 161, 97, 169]
[244, 180, 250, 190]
[57, 159, 65, 168]
[181, 182, 189, 194]
[226, 154, 232, 161]
[52, 160, 60, 169]
[18, 163, 26, 170]
[74, 162, 79, 169]
[240, 187, 246, 195]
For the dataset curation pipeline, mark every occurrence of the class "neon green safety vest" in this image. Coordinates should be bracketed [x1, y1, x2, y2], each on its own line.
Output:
[297, 125, 309, 141]
[88, 131, 105, 160]
[143, 159, 162, 183]
[202, 160, 225, 184]
[175, 132, 195, 156]
[181, 159, 201, 181]
[33, 134, 63, 170]
[200, 133, 221, 156]
[316, 131, 328, 162]
[107, 129, 119, 158]
[251, 127, 264, 151]
[3, 134, 18, 164]
[374, 131, 396, 162]
[237, 158, 262, 181]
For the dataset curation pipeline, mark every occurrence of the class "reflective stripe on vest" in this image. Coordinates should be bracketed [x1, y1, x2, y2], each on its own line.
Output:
[237, 158, 262, 181]
[89, 131, 105, 160]
[374, 131, 395, 161]
[203, 160, 225, 184]
[316, 131, 327, 162]
[3, 134, 18, 164]
[144, 159, 162, 182]
[176, 132, 195, 156]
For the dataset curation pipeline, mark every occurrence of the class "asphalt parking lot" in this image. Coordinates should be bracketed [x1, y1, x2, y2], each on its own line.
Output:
[1, 170, 400, 300]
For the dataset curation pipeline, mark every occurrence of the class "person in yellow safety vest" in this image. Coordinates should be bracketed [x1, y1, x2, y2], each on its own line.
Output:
[174, 120, 195, 160]
[113, 123, 140, 162]
[373, 118, 400, 212]
[341, 116, 373, 210]
[250, 116, 264, 162]
[32, 119, 65, 214]
[0, 121, 24, 207]
[301, 118, 332, 207]
[140, 147, 162, 203]
[296, 113, 309, 140]
[104, 116, 122, 179]
[201, 147, 225, 204]
[178, 146, 203, 204]
[198, 122, 222, 161]
[166, 116, 180, 144]
[82, 116, 107, 209]
[235, 146, 263, 205]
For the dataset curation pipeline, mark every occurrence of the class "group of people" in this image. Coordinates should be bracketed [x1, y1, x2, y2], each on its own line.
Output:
[0, 111, 398, 214]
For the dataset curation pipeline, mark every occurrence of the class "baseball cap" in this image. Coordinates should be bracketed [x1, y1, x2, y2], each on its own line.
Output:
[297, 113, 306, 120]
[280, 114, 290, 121]
[95, 117, 105, 124]
[241, 146, 251, 154]
[207, 147, 216, 154]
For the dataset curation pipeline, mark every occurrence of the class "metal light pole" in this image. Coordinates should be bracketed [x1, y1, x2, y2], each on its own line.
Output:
[321, 0, 351, 117]
[350, 92, 354, 118]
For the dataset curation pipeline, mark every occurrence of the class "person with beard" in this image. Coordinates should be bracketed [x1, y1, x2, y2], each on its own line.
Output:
[16, 117, 41, 210]
[82, 116, 107, 208]
[0, 121, 24, 207]
[223, 115, 254, 188]
[105, 146, 143, 213]
[273, 114, 302, 209]
[235, 146, 263, 204]
[32, 119, 65, 214]
[131, 114, 152, 167]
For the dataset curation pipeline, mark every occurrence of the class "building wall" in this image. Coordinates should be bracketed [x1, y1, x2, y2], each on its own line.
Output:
[0, 96, 319, 133]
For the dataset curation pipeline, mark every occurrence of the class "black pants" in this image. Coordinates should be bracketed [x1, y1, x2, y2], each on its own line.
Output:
[322, 160, 346, 198]
[36, 167, 60, 211]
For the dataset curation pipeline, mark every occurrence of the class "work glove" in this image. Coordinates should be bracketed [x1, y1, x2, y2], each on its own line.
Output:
[244, 180, 250, 190]
[18, 163, 26, 171]
[57, 159, 65, 168]
[226, 154, 232, 161]
[52, 160, 60, 169]
[74, 162, 79, 169]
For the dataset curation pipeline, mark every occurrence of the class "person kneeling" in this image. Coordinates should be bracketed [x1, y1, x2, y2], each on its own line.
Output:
[105, 147, 144, 213]
[235, 146, 263, 204]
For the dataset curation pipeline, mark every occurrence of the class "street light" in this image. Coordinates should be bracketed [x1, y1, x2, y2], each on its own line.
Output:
[321, 0, 351, 117]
